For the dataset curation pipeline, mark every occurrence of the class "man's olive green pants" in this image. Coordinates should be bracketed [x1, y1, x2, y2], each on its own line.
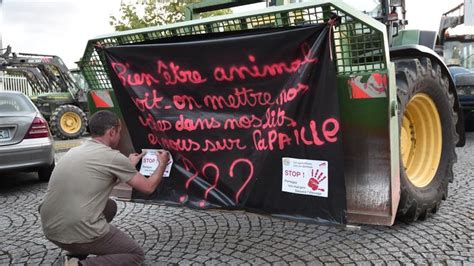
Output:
[51, 199, 144, 266]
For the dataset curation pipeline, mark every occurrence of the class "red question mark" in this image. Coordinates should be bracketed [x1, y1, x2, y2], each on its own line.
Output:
[229, 158, 254, 204]
[182, 157, 199, 190]
[202, 163, 220, 200]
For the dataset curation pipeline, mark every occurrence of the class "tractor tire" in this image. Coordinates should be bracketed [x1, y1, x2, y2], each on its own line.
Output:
[394, 57, 458, 222]
[50, 105, 88, 140]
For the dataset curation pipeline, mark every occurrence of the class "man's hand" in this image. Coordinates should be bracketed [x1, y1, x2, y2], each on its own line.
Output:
[156, 150, 170, 165]
[127, 149, 171, 195]
[128, 151, 145, 167]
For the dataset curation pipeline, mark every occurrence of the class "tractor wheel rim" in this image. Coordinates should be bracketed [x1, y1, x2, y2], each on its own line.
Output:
[401, 93, 442, 188]
[60, 111, 81, 134]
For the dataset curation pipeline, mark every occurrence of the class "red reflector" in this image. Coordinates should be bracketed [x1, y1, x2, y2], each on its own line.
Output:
[25, 117, 50, 139]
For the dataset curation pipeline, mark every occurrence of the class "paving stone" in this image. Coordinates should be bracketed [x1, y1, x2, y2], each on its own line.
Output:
[1, 134, 474, 264]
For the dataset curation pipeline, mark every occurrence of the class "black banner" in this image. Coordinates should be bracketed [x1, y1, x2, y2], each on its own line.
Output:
[103, 25, 346, 224]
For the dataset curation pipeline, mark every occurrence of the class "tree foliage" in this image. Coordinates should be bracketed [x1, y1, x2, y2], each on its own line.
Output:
[110, 0, 232, 31]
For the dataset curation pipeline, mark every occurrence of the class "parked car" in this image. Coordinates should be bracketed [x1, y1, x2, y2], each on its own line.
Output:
[449, 66, 474, 109]
[0, 91, 55, 181]
[449, 66, 474, 131]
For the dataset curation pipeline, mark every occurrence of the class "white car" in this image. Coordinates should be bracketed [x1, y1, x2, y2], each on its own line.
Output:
[0, 91, 55, 181]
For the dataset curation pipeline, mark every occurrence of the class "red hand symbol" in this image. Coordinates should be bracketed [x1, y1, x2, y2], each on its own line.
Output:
[308, 170, 326, 191]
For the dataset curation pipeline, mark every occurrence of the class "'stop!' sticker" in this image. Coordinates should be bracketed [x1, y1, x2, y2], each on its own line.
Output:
[139, 149, 173, 177]
[282, 157, 328, 198]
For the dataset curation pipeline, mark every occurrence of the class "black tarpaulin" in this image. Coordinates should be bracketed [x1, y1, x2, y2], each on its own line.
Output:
[102, 24, 347, 224]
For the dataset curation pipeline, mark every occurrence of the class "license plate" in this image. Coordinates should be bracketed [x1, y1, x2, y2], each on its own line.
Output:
[0, 129, 9, 139]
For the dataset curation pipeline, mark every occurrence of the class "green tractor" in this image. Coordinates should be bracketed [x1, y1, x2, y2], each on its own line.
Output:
[392, 0, 474, 129]
[79, 0, 464, 225]
[0, 48, 88, 139]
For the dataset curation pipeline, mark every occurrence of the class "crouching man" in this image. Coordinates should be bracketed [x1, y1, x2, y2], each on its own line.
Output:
[39, 110, 169, 266]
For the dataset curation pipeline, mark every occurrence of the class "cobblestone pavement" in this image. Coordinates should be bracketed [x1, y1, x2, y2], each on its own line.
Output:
[1, 134, 473, 265]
